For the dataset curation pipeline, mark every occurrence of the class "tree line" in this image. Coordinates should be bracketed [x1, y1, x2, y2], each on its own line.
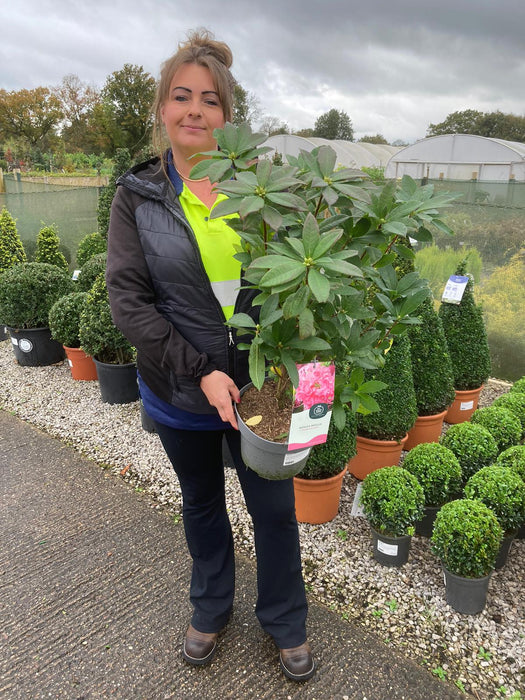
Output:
[1, 63, 524, 171]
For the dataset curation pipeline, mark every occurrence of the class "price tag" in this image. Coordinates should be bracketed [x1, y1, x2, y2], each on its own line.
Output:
[441, 275, 469, 304]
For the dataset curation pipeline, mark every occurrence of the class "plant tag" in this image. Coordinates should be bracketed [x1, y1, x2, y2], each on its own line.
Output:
[287, 362, 335, 452]
[283, 448, 311, 466]
[460, 400, 474, 411]
[351, 482, 366, 517]
[441, 275, 468, 304]
[377, 539, 398, 556]
[11, 337, 18, 346]
[72, 269, 81, 281]
[68, 360, 73, 368]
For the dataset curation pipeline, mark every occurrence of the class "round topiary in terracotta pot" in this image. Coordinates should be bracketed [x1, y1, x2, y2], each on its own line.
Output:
[49, 291, 98, 380]
[470, 405, 522, 452]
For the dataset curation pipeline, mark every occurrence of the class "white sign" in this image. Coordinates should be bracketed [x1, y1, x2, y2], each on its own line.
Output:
[377, 539, 399, 556]
[441, 275, 469, 304]
[351, 482, 366, 517]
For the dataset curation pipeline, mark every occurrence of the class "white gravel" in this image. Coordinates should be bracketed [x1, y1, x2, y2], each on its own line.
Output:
[0, 338, 523, 699]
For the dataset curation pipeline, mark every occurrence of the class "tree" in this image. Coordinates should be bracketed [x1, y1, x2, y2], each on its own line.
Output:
[259, 115, 289, 136]
[35, 224, 69, 271]
[101, 64, 156, 156]
[54, 74, 101, 153]
[232, 84, 261, 126]
[427, 109, 525, 142]
[359, 134, 388, 144]
[0, 87, 63, 154]
[313, 109, 354, 140]
[294, 127, 314, 138]
[0, 207, 26, 272]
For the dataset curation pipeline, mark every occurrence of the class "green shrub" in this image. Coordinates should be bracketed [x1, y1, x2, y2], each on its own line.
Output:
[415, 244, 482, 301]
[464, 465, 525, 533]
[470, 406, 522, 452]
[298, 408, 356, 479]
[77, 252, 107, 292]
[493, 392, 525, 436]
[35, 224, 69, 272]
[402, 443, 462, 507]
[0, 207, 26, 273]
[0, 262, 75, 328]
[407, 296, 455, 415]
[361, 465, 425, 537]
[79, 273, 134, 364]
[440, 422, 498, 481]
[430, 499, 503, 578]
[48, 292, 88, 348]
[496, 445, 525, 482]
[357, 335, 417, 441]
[76, 232, 108, 268]
[510, 377, 525, 394]
[438, 260, 491, 390]
[97, 148, 131, 238]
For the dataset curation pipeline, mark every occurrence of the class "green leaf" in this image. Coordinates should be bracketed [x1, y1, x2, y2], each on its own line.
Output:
[239, 196, 264, 217]
[210, 198, 243, 219]
[281, 351, 299, 387]
[410, 227, 433, 242]
[281, 286, 310, 318]
[307, 268, 330, 302]
[261, 205, 283, 231]
[316, 258, 363, 277]
[298, 307, 314, 338]
[248, 341, 265, 390]
[266, 192, 307, 210]
[261, 260, 305, 286]
[289, 336, 332, 351]
[302, 213, 320, 256]
[256, 158, 272, 186]
[383, 221, 408, 236]
[317, 145, 337, 176]
[398, 288, 429, 316]
[227, 312, 257, 328]
[311, 229, 343, 259]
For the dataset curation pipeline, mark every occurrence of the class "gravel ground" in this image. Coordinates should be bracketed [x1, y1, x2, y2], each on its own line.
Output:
[0, 338, 523, 700]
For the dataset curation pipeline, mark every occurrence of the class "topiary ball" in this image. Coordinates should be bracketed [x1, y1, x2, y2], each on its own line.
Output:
[76, 232, 108, 268]
[464, 465, 525, 533]
[470, 406, 522, 452]
[510, 377, 525, 394]
[298, 409, 357, 480]
[48, 292, 88, 348]
[496, 445, 525, 482]
[493, 393, 525, 437]
[77, 252, 107, 292]
[440, 422, 498, 481]
[402, 443, 462, 507]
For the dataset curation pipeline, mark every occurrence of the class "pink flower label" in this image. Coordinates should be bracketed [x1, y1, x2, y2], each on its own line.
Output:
[288, 361, 335, 451]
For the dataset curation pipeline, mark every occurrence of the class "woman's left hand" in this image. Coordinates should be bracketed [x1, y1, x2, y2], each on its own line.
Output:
[200, 370, 240, 429]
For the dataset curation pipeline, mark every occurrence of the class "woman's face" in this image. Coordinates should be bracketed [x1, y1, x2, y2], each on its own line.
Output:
[161, 62, 225, 162]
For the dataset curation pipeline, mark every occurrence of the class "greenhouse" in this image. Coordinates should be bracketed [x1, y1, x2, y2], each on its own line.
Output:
[264, 134, 401, 170]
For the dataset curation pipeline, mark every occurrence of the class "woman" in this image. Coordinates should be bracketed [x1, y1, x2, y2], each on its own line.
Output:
[106, 30, 314, 681]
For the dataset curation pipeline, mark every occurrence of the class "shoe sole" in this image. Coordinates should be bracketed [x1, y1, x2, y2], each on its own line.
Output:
[182, 639, 217, 666]
[279, 654, 316, 681]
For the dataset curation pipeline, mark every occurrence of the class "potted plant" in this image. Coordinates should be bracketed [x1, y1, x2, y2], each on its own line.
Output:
[48, 292, 98, 380]
[78, 273, 137, 404]
[430, 499, 503, 614]
[439, 422, 498, 483]
[360, 465, 424, 567]
[510, 376, 525, 395]
[191, 123, 457, 479]
[402, 443, 462, 537]
[464, 465, 525, 568]
[404, 296, 455, 449]
[439, 260, 491, 423]
[348, 335, 418, 480]
[470, 405, 522, 452]
[75, 232, 107, 269]
[293, 407, 356, 524]
[35, 223, 69, 272]
[76, 252, 107, 292]
[497, 445, 525, 539]
[492, 392, 525, 438]
[0, 262, 74, 366]
[0, 206, 26, 341]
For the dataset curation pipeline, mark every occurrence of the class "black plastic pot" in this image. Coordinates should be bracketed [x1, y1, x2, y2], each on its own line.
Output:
[415, 505, 440, 538]
[93, 359, 138, 405]
[494, 530, 517, 570]
[0, 324, 7, 342]
[443, 567, 491, 615]
[370, 527, 412, 567]
[7, 327, 65, 366]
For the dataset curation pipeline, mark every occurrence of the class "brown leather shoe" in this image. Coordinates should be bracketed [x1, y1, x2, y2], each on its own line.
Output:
[280, 641, 315, 681]
[182, 624, 218, 665]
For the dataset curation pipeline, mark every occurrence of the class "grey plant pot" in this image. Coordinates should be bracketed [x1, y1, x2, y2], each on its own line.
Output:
[7, 326, 65, 366]
[443, 567, 491, 615]
[370, 526, 412, 567]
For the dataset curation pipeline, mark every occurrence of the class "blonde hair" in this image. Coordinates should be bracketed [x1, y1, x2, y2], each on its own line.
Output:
[152, 28, 235, 153]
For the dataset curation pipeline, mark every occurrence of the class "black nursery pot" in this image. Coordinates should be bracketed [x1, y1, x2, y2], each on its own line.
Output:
[7, 327, 65, 366]
[93, 359, 139, 405]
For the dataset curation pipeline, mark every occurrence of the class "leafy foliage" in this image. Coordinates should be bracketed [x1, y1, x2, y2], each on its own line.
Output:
[76, 231, 107, 268]
[496, 445, 525, 482]
[35, 224, 69, 271]
[402, 443, 462, 507]
[79, 273, 134, 364]
[439, 260, 491, 390]
[0, 87, 63, 151]
[0, 207, 26, 273]
[97, 148, 131, 238]
[492, 392, 525, 436]
[76, 252, 107, 292]
[361, 465, 425, 537]
[440, 422, 498, 481]
[464, 466, 525, 533]
[298, 408, 356, 479]
[470, 406, 522, 452]
[414, 244, 482, 302]
[0, 262, 75, 328]
[511, 377, 525, 394]
[313, 109, 354, 141]
[48, 292, 88, 348]
[431, 499, 503, 578]
[427, 109, 525, 142]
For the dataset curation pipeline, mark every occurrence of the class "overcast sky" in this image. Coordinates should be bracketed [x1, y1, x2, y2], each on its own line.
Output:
[1, 0, 524, 144]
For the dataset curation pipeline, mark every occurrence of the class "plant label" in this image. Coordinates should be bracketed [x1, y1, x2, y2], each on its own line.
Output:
[351, 482, 366, 517]
[441, 275, 469, 304]
[460, 400, 474, 411]
[377, 540, 398, 556]
[288, 361, 335, 451]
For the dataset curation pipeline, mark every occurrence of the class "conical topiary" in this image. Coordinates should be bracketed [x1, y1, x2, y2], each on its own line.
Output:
[35, 224, 69, 272]
[438, 260, 491, 390]
[97, 148, 131, 238]
[0, 206, 26, 272]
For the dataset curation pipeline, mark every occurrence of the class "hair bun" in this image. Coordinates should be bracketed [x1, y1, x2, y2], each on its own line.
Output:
[181, 28, 233, 69]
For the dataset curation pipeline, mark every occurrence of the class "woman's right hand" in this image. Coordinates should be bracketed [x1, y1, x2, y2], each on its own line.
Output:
[200, 370, 240, 429]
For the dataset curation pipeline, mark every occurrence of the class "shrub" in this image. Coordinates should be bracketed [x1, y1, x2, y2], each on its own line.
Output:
[35, 224, 69, 272]
[496, 445, 525, 482]
[357, 335, 417, 441]
[430, 499, 503, 578]
[440, 422, 498, 481]
[464, 465, 525, 533]
[510, 377, 525, 394]
[402, 443, 462, 507]
[77, 252, 107, 292]
[76, 232, 108, 268]
[0, 262, 75, 329]
[470, 406, 522, 452]
[298, 408, 356, 479]
[97, 148, 131, 238]
[48, 292, 88, 348]
[0, 207, 26, 273]
[415, 244, 482, 302]
[79, 273, 134, 364]
[493, 392, 525, 436]
[360, 465, 425, 537]
[438, 260, 491, 390]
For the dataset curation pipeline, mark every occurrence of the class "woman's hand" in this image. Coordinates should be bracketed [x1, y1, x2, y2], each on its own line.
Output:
[200, 370, 240, 429]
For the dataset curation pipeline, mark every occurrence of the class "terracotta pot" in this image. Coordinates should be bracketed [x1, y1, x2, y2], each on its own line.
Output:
[347, 433, 408, 481]
[445, 387, 483, 424]
[64, 346, 98, 380]
[293, 467, 347, 524]
[405, 410, 448, 451]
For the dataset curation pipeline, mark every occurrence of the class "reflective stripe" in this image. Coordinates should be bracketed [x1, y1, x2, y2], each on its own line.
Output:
[211, 279, 239, 309]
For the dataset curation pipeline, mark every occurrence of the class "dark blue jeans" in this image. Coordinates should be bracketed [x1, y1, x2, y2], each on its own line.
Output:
[153, 422, 308, 649]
